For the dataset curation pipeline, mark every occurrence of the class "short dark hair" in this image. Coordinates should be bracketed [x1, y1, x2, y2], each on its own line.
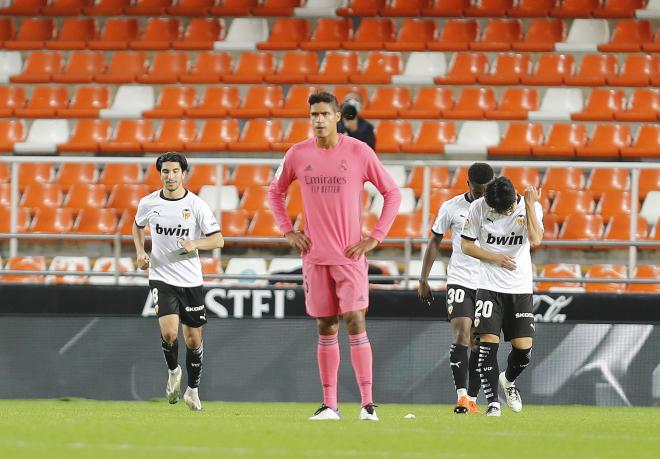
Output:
[308, 91, 340, 112]
[485, 176, 517, 213]
[468, 162, 494, 185]
[156, 152, 188, 172]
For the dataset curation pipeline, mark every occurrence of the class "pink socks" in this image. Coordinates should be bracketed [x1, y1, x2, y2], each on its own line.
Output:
[349, 332, 373, 407]
[317, 333, 340, 410]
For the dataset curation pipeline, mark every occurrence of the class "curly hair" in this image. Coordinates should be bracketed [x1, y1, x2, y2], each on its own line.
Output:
[485, 176, 517, 213]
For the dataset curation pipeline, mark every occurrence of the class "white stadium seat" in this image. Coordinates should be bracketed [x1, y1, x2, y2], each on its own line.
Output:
[213, 18, 269, 51]
[294, 0, 343, 17]
[100, 85, 155, 119]
[14, 119, 69, 154]
[555, 19, 610, 52]
[406, 259, 446, 290]
[529, 88, 584, 121]
[444, 121, 499, 155]
[199, 185, 240, 212]
[0, 51, 21, 83]
[222, 257, 268, 286]
[392, 52, 447, 85]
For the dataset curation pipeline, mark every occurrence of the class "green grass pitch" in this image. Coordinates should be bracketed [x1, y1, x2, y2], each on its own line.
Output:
[1, 400, 659, 459]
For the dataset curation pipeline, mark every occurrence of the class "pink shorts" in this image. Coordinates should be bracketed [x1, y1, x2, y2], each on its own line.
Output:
[302, 258, 369, 318]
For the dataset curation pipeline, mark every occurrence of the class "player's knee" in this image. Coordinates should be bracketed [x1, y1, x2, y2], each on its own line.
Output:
[184, 333, 202, 349]
[316, 318, 339, 335]
[161, 331, 178, 343]
[343, 313, 365, 334]
[452, 329, 471, 347]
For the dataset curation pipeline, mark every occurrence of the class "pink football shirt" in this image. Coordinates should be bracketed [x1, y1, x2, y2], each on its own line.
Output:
[268, 134, 401, 265]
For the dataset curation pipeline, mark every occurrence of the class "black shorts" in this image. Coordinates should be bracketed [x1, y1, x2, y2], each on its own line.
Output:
[446, 284, 477, 322]
[474, 289, 534, 341]
[149, 280, 207, 328]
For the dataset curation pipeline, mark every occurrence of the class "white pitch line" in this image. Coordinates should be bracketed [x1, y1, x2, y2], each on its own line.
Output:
[58, 318, 99, 355]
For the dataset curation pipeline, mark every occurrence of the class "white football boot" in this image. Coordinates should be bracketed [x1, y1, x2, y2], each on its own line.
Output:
[184, 387, 203, 411]
[359, 404, 379, 421]
[166, 366, 182, 404]
[308, 404, 340, 421]
[486, 403, 502, 417]
[499, 372, 523, 413]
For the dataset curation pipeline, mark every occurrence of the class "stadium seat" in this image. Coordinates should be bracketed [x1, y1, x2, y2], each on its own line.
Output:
[374, 120, 413, 153]
[551, 190, 595, 220]
[173, 18, 222, 50]
[641, 191, 660, 225]
[613, 54, 658, 88]
[247, 210, 283, 241]
[444, 88, 497, 120]
[143, 87, 197, 119]
[167, 0, 216, 15]
[434, 52, 488, 85]
[137, 52, 187, 84]
[615, 89, 659, 122]
[400, 87, 452, 119]
[1, 256, 46, 284]
[208, 0, 256, 16]
[0, 206, 31, 235]
[222, 257, 268, 286]
[444, 121, 499, 155]
[4, 18, 54, 50]
[522, 54, 574, 86]
[200, 256, 222, 284]
[385, 18, 436, 52]
[198, 185, 239, 212]
[333, 86, 369, 109]
[55, 163, 98, 191]
[558, 213, 604, 244]
[0, 120, 25, 152]
[529, 88, 583, 121]
[379, 0, 428, 16]
[550, 0, 598, 17]
[186, 86, 240, 118]
[294, 0, 344, 16]
[342, 18, 394, 50]
[265, 51, 318, 84]
[30, 207, 75, 234]
[337, 0, 384, 16]
[597, 190, 633, 220]
[257, 18, 310, 50]
[251, 0, 300, 16]
[239, 186, 270, 217]
[508, 0, 555, 17]
[486, 88, 538, 120]
[143, 119, 197, 153]
[423, 188, 453, 213]
[180, 52, 230, 84]
[593, 0, 646, 18]
[271, 120, 313, 152]
[272, 85, 319, 118]
[576, 124, 631, 158]
[99, 85, 154, 119]
[88, 18, 140, 50]
[14, 119, 69, 154]
[228, 120, 282, 152]
[0, 86, 25, 117]
[370, 187, 415, 215]
[471, 19, 522, 52]
[542, 214, 561, 240]
[598, 19, 652, 51]
[0, 18, 13, 46]
[307, 51, 359, 84]
[223, 51, 275, 84]
[401, 121, 456, 155]
[637, 0, 660, 18]
[58, 86, 109, 118]
[64, 183, 108, 209]
[213, 18, 269, 51]
[555, 19, 610, 52]
[99, 164, 142, 186]
[107, 183, 150, 211]
[124, 0, 172, 15]
[542, 167, 585, 198]
[532, 123, 586, 157]
[361, 87, 411, 119]
[300, 18, 352, 51]
[185, 119, 239, 152]
[73, 208, 118, 235]
[626, 265, 660, 293]
[537, 264, 584, 292]
[464, 0, 513, 16]
[58, 119, 111, 153]
[604, 214, 649, 241]
[643, 27, 660, 52]
[285, 181, 303, 218]
[83, 0, 130, 15]
[488, 123, 543, 157]
[95, 51, 147, 83]
[621, 125, 660, 158]
[46, 256, 91, 285]
[45, 18, 98, 50]
[185, 165, 229, 193]
[219, 209, 249, 237]
[585, 264, 627, 293]
[230, 86, 284, 118]
[427, 19, 478, 51]
[15, 85, 68, 118]
[20, 183, 63, 209]
[478, 53, 531, 85]
[230, 165, 273, 193]
[350, 51, 402, 84]
[268, 258, 302, 277]
[89, 256, 137, 286]
[0, 51, 22, 83]
[392, 52, 446, 85]
[387, 212, 423, 240]
[98, 119, 153, 153]
[422, 0, 469, 16]
[513, 18, 565, 52]
[499, 167, 541, 193]
[588, 168, 630, 199]
[10, 51, 63, 83]
[18, 163, 55, 191]
[52, 52, 105, 84]
[565, 54, 618, 86]
[0, 0, 46, 16]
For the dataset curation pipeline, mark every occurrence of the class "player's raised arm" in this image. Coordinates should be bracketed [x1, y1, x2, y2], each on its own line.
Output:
[524, 186, 544, 247]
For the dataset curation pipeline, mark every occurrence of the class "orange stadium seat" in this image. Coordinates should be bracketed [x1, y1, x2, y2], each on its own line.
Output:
[0, 184, 8, 207]
[20, 183, 63, 209]
[99, 164, 142, 187]
[30, 208, 75, 234]
[486, 88, 538, 120]
[572, 89, 626, 121]
[185, 119, 239, 152]
[585, 264, 627, 293]
[542, 214, 561, 240]
[551, 0, 599, 17]
[0, 207, 31, 235]
[615, 89, 660, 122]
[285, 181, 303, 219]
[0, 164, 9, 182]
[406, 166, 451, 196]
[301, 18, 352, 51]
[52, 51, 105, 84]
[338, 0, 385, 17]
[423, 189, 454, 214]
[609, 54, 656, 87]
[488, 123, 543, 157]
[565, 54, 618, 86]
[167, 0, 216, 15]
[239, 186, 269, 217]
[401, 121, 456, 154]
[99, 120, 153, 153]
[508, 0, 555, 16]
[593, 0, 646, 18]
[45, 17, 98, 50]
[55, 163, 98, 191]
[479, 53, 531, 85]
[522, 53, 574, 86]
[143, 119, 197, 153]
[307, 51, 359, 84]
[173, 18, 222, 50]
[83, 0, 130, 15]
[350, 51, 402, 84]
[95, 51, 147, 83]
[434, 52, 488, 85]
[626, 265, 660, 294]
[247, 209, 282, 240]
[64, 183, 108, 209]
[343, 18, 395, 50]
[180, 52, 231, 84]
[427, 19, 478, 51]
[597, 190, 633, 220]
[379, 0, 429, 16]
[200, 256, 222, 283]
[219, 210, 249, 237]
[107, 183, 150, 211]
[375, 120, 413, 153]
[532, 124, 587, 158]
[1, 256, 46, 284]
[400, 87, 453, 119]
[10, 51, 63, 83]
[0, 88, 25, 117]
[471, 18, 522, 51]
[513, 18, 565, 52]
[588, 168, 629, 199]
[257, 18, 310, 50]
[209, 0, 256, 16]
[0, 0, 45, 15]
[422, 0, 469, 16]
[251, 0, 300, 16]
[137, 52, 188, 84]
[362, 87, 411, 119]
[272, 85, 319, 118]
[58, 86, 109, 118]
[142, 165, 162, 190]
[0, 120, 25, 152]
[186, 86, 240, 118]
[18, 163, 55, 191]
[451, 167, 469, 189]
[598, 19, 652, 52]
[576, 124, 631, 158]
[444, 87, 496, 120]
[387, 212, 423, 241]
[4, 18, 54, 50]
[143, 86, 197, 119]
[88, 18, 139, 50]
[228, 120, 282, 153]
[124, 0, 172, 15]
[185, 165, 229, 193]
[542, 167, 585, 198]
[604, 215, 649, 241]
[223, 51, 275, 84]
[621, 125, 660, 159]
[265, 51, 319, 84]
[464, 0, 513, 16]
[333, 86, 369, 108]
[73, 208, 118, 234]
[559, 213, 604, 245]
[15, 85, 68, 118]
[551, 190, 595, 220]
[385, 18, 436, 51]
[230, 165, 273, 193]
[0, 18, 14, 45]
[230, 86, 284, 118]
[57, 119, 111, 153]
[271, 120, 313, 152]
[536, 264, 583, 292]
[643, 27, 660, 53]
[499, 166, 541, 192]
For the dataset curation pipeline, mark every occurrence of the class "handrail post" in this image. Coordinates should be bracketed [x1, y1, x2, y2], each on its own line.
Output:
[403, 238, 412, 290]
[628, 168, 640, 278]
[113, 232, 121, 285]
[9, 162, 19, 258]
[213, 163, 224, 262]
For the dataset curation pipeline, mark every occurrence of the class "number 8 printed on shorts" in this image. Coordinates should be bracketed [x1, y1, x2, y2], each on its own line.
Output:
[152, 288, 159, 307]
[475, 299, 493, 318]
